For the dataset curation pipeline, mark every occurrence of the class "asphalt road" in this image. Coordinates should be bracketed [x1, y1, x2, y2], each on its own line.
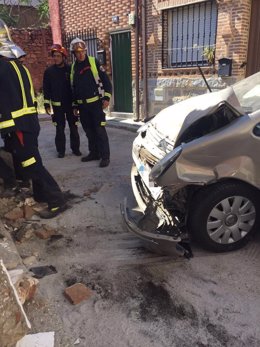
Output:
[16, 120, 260, 347]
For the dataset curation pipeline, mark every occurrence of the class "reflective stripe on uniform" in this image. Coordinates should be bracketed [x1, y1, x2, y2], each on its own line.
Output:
[44, 99, 51, 105]
[21, 157, 36, 167]
[11, 106, 36, 118]
[9, 61, 37, 119]
[0, 119, 15, 129]
[51, 101, 61, 106]
[77, 96, 99, 104]
[87, 96, 99, 103]
[88, 56, 98, 78]
[104, 92, 111, 98]
[10, 61, 27, 108]
[89, 56, 104, 98]
[23, 65, 36, 103]
[70, 62, 75, 87]
[51, 207, 59, 212]
[101, 121, 106, 126]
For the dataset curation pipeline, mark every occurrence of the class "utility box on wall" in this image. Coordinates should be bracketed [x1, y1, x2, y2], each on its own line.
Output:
[97, 50, 106, 65]
[218, 58, 232, 77]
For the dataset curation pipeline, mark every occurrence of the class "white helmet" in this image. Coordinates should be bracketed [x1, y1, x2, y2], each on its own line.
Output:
[69, 38, 86, 52]
[0, 18, 26, 59]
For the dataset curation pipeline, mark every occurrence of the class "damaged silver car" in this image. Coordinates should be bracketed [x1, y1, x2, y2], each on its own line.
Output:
[122, 72, 260, 256]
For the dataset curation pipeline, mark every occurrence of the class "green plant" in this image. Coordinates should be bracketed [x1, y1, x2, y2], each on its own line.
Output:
[37, 0, 49, 21]
[202, 46, 215, 65]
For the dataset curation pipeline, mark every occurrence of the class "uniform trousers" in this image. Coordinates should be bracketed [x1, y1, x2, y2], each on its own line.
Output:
[4, 131, 64, 209]
[0, 156, 16, 186]
[52, 107, 80, 155]
[79, 100, 110, 160]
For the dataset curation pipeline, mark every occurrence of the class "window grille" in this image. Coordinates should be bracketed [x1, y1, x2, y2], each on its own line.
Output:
[165, 0, 217, 68]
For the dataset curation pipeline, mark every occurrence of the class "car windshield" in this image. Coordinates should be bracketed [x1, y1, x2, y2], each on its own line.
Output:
[232, 71, 260, 114]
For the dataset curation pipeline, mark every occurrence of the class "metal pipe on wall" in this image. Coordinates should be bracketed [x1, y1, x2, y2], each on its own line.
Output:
[142, 0, 148, 120]
[134, 0, 140, 121]
[48, 0, 62, 44]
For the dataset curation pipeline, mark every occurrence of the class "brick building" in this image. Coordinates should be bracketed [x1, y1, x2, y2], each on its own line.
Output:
[52, 0, 260, 119]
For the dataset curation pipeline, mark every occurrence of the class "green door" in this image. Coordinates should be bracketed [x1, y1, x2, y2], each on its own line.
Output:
[111, 31, 133, 112]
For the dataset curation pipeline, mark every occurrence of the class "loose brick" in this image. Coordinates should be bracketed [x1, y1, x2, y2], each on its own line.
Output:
[64, 283, 93, 305]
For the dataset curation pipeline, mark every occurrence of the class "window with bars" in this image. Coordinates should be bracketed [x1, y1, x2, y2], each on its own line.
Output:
[165, 0, 218, 68]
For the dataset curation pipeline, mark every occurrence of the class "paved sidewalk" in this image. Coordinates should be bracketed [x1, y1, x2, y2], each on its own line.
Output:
[38, 113, 144, 133]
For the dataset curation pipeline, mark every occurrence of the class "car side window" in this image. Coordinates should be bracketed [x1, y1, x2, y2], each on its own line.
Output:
[253, 123, 260, 137]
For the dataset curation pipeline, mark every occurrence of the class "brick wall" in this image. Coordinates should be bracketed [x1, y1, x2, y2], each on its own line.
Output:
[11, 27, 53, 92]
[57, 0, 252, 118]
[215, 0, 251, 78]
[59, 0, 136, 77]
[147, 0, 252, 79]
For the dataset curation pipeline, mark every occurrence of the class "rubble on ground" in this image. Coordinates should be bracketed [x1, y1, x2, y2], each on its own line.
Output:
[0, 260, 31, 347]
[0, 187, 64, 344]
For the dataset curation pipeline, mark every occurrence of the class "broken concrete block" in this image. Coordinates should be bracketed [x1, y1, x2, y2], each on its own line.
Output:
[4, 207, 24, 221]
[0, 260, 31, 347]
[23, 205, 35, 220]
[16, 332, 55, 347]
[22, 255, 37, 266]
[0, 221, 22, 270]
[34, 224, 56, 240]
[9, 268, 24, 285]
[64, 283, 93, 304]
[24, 198, 36, 207]
[14, 224, 35, 243]
[15, 275, 39, 305]
[9, 269, 39, 304]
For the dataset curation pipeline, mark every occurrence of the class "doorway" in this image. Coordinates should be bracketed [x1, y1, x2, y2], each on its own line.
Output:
[111, 31, 133, 113]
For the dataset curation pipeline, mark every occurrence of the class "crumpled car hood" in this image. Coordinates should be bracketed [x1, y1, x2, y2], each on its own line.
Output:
[150, 86, 242, 142]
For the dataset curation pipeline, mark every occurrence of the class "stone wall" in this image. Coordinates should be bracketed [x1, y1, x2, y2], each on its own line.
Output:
[11, 27, 53, 93]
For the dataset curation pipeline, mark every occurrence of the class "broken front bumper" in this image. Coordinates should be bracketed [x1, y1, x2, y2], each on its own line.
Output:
[121, 198, 192, 258]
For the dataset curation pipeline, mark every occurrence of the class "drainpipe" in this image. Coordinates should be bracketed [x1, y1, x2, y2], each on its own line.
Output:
[142, 0, 148, 120]
[48, 0, 62, 44]
[134, 0, 140, 121]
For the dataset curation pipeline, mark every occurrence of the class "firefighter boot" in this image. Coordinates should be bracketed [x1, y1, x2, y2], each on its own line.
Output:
[38, 203, 68, 219]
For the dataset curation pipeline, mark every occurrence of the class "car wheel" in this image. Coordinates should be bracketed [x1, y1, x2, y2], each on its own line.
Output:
[188, 181, 260, 252]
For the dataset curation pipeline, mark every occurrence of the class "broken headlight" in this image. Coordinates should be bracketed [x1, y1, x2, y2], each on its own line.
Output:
[150, 145, 182, 180]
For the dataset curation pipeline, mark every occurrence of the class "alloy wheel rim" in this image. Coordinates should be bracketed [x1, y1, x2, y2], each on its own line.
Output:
[207, 196, 256, 244]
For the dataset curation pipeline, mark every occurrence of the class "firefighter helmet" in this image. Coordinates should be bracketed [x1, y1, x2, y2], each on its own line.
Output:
[70, 38, 86, 52]
[50, 44, 68, 57]
[0, 18, 26, 59]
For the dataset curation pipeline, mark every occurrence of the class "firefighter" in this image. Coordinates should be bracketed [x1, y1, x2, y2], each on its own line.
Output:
[43, 44, 81, 158]
[0, 18, 67, 218]
[70, 38, 112, 168]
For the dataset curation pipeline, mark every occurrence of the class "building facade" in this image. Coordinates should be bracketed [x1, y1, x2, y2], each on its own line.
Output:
[54, 0, 259, 119]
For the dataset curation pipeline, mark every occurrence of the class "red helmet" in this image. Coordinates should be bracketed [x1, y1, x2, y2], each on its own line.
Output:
[50, 44, 68, 58]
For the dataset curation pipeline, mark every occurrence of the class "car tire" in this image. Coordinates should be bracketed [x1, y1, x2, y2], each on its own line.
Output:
[188, 181, 260, 252]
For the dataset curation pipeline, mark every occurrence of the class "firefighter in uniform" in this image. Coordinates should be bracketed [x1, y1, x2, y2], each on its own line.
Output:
[0, 19, 66, 218]
[70, 38, 112, 167]
[43, 44, 81, 158]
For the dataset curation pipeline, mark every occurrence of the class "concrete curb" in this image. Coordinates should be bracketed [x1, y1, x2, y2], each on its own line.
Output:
[38, 114, 143, 133]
